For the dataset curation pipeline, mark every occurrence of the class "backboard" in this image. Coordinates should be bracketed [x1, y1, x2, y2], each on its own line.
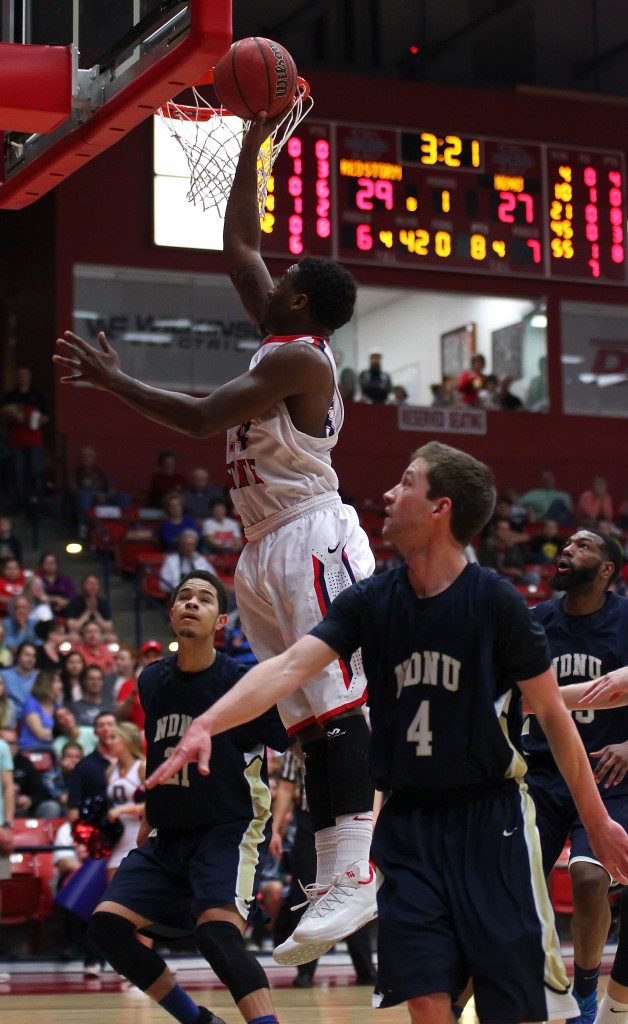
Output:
[0, 0, 231, 209]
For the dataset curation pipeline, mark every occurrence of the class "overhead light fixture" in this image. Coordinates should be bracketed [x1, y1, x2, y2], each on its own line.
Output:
[121, 331, 173, 344]
[530, 314, 547, 329]
[65, 542, 83, 554]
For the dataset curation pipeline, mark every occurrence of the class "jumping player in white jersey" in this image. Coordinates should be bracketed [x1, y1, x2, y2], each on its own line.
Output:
[53, 113, 376, 965]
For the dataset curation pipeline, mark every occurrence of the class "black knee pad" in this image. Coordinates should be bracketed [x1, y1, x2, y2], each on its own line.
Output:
[325, 711, 374, 817]
[87, 911, 166, 991]
[301, 735, 335, 833]
[195, 920, 268, 1003]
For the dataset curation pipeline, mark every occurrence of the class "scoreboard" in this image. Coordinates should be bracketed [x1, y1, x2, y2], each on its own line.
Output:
[259, 120, 627, 284]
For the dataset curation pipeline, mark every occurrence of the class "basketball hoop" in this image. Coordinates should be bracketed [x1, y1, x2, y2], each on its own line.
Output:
[157, 78, 312, 215]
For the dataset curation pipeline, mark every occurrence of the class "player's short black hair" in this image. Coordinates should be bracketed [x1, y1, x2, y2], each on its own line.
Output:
[173, 570, 229, 614]
[581, 529, 623, 586]
[416, 441, 496, 547]
[292, 256, 357, 332]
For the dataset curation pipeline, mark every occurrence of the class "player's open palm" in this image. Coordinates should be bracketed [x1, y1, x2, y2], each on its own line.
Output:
[53, 330, 122, 389]
[145, 719, 213, 788]
[589, 816, 628, 884]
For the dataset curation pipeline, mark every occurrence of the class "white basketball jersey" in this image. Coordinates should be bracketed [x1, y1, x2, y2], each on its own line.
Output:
[226, 335, 344, 530]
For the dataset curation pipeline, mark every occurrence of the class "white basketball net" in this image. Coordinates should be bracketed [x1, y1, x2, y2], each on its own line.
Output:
[158, 81, 313, 215]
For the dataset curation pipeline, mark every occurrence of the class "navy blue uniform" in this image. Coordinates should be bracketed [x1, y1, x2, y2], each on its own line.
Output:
[310, 562, 577, 1023]
[524, 592, 628, 875]
[102, 653, 290, 931]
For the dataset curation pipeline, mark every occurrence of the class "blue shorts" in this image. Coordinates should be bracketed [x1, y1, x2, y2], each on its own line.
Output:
[100, 821, 269, 935]
[526, 765, 628, 879]
[371, 783, 576, 1023]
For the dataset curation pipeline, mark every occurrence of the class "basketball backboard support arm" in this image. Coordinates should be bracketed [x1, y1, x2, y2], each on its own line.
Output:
[0, 0, 231, 209]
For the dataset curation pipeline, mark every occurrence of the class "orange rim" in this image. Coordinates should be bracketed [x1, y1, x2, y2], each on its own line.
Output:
[159, 77, 310, 121]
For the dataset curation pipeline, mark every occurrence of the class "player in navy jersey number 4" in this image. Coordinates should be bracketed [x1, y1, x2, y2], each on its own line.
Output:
[85, 570, 289, 1024]
[54, 112, 377, 965]
[148, 442, 628, 1024]
[522, 529, 628, 1024]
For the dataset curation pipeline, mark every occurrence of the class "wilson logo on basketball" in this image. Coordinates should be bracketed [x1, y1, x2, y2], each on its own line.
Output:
[268, 41, 290, 98]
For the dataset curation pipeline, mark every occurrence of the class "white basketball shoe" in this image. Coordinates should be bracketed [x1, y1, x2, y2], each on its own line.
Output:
[293, 862, 377, 945]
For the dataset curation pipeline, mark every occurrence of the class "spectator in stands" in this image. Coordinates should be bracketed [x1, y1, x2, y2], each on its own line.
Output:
[159, 491, 199, 552]
[182, 466, 225, 525]
[68, 444, 130, 539]
[52, 705, 98, 761]
[389, 384, 409, 405]
[202, 499, 243, 555]
[457, 354, 486, 406]
[477, 517, 540, 587]
[109, 645, 136, 701]
[0, 732, 14, 858]
[0, 516, 22, 565]
[35, 619, 66, 672]
[159, 529, 214, 595]
[71, 665, 114, 726]
[116, 640, 163, 732]
[358, 350, 393, 403]
[1, 639, 38, 711]
[22, 574, 54, 628]
[1, 366, 49, 510]
[519, 468, 574, 525]
[338, 366, 357, 402]
[0, 673, 17, 730]
[4, 594, 39, 653]
[147, 448, 187, 508]
[42, 739, 84, 818]
[528, 517, 563, 566]
[60, 649, 86, 704]
[430, 375, 458, 408]
[0, 556, 25, 614]
[64, 572, 114, 640]
[67, 710, 117, 824]
[18, 669, 63, 752]
[37, 551, 78, 614]
[577, 475, 615, 527]
[224, 614, 257, 668]
[1, 726, 59, 819]
[481, 374, 523, 411]
[75, 622, 116, 675]
[0, 623, 10, 669]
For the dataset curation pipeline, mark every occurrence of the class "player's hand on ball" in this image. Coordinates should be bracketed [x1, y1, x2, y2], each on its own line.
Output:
[145, 722, 213, 788]
[53, 330, 122, 389]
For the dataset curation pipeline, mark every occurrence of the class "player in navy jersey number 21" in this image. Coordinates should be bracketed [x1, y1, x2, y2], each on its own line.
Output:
[149, 442, 628, 1024]
[86, 570, 290, 1024]
[54, 111, 376, 966]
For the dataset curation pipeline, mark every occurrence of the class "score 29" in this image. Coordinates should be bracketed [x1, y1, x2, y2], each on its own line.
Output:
[355, 177, 394, 211]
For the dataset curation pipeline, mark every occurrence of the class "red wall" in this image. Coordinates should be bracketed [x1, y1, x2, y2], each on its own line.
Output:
[2, 72, 628, 504]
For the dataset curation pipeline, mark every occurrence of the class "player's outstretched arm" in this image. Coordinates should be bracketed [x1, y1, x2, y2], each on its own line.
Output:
[146, 635, 336, 787]
[521, 668, 628, 883]
[223, 115, 285, 327]
[54, 326, 321, 437]
[577, 666, 628, 708]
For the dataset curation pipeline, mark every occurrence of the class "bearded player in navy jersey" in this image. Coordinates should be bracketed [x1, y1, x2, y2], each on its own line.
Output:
[54, 112, 376, 968]
[522, 528, 628, 1024]
[85, 570, 289, 1024]
[149, 442, 628, 1024]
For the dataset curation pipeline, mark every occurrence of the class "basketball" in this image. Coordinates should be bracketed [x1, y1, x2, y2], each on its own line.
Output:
[213, 37, 298, 121]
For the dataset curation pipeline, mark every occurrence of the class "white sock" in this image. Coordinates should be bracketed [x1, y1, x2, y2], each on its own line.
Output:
[334, 812, 373, 878]
[314, 826, 337, 888]
[596, 993, 628, 1024]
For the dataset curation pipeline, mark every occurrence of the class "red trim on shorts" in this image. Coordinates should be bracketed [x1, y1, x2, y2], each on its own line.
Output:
[317, 691, 368, 724]
[286, 714, 317, 736]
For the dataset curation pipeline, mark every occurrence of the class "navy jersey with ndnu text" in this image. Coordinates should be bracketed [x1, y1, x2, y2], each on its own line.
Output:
[310, 562, 551, 797]
[139, 653, 290, 831]
[523, 592, 628, 786]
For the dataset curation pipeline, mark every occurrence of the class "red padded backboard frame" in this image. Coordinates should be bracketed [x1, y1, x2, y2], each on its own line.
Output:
[0, 43, 72, 132]
[0, 0, 231, 209]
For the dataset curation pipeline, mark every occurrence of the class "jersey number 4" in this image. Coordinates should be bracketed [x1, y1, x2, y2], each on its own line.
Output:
[407, 701, 433, 756]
